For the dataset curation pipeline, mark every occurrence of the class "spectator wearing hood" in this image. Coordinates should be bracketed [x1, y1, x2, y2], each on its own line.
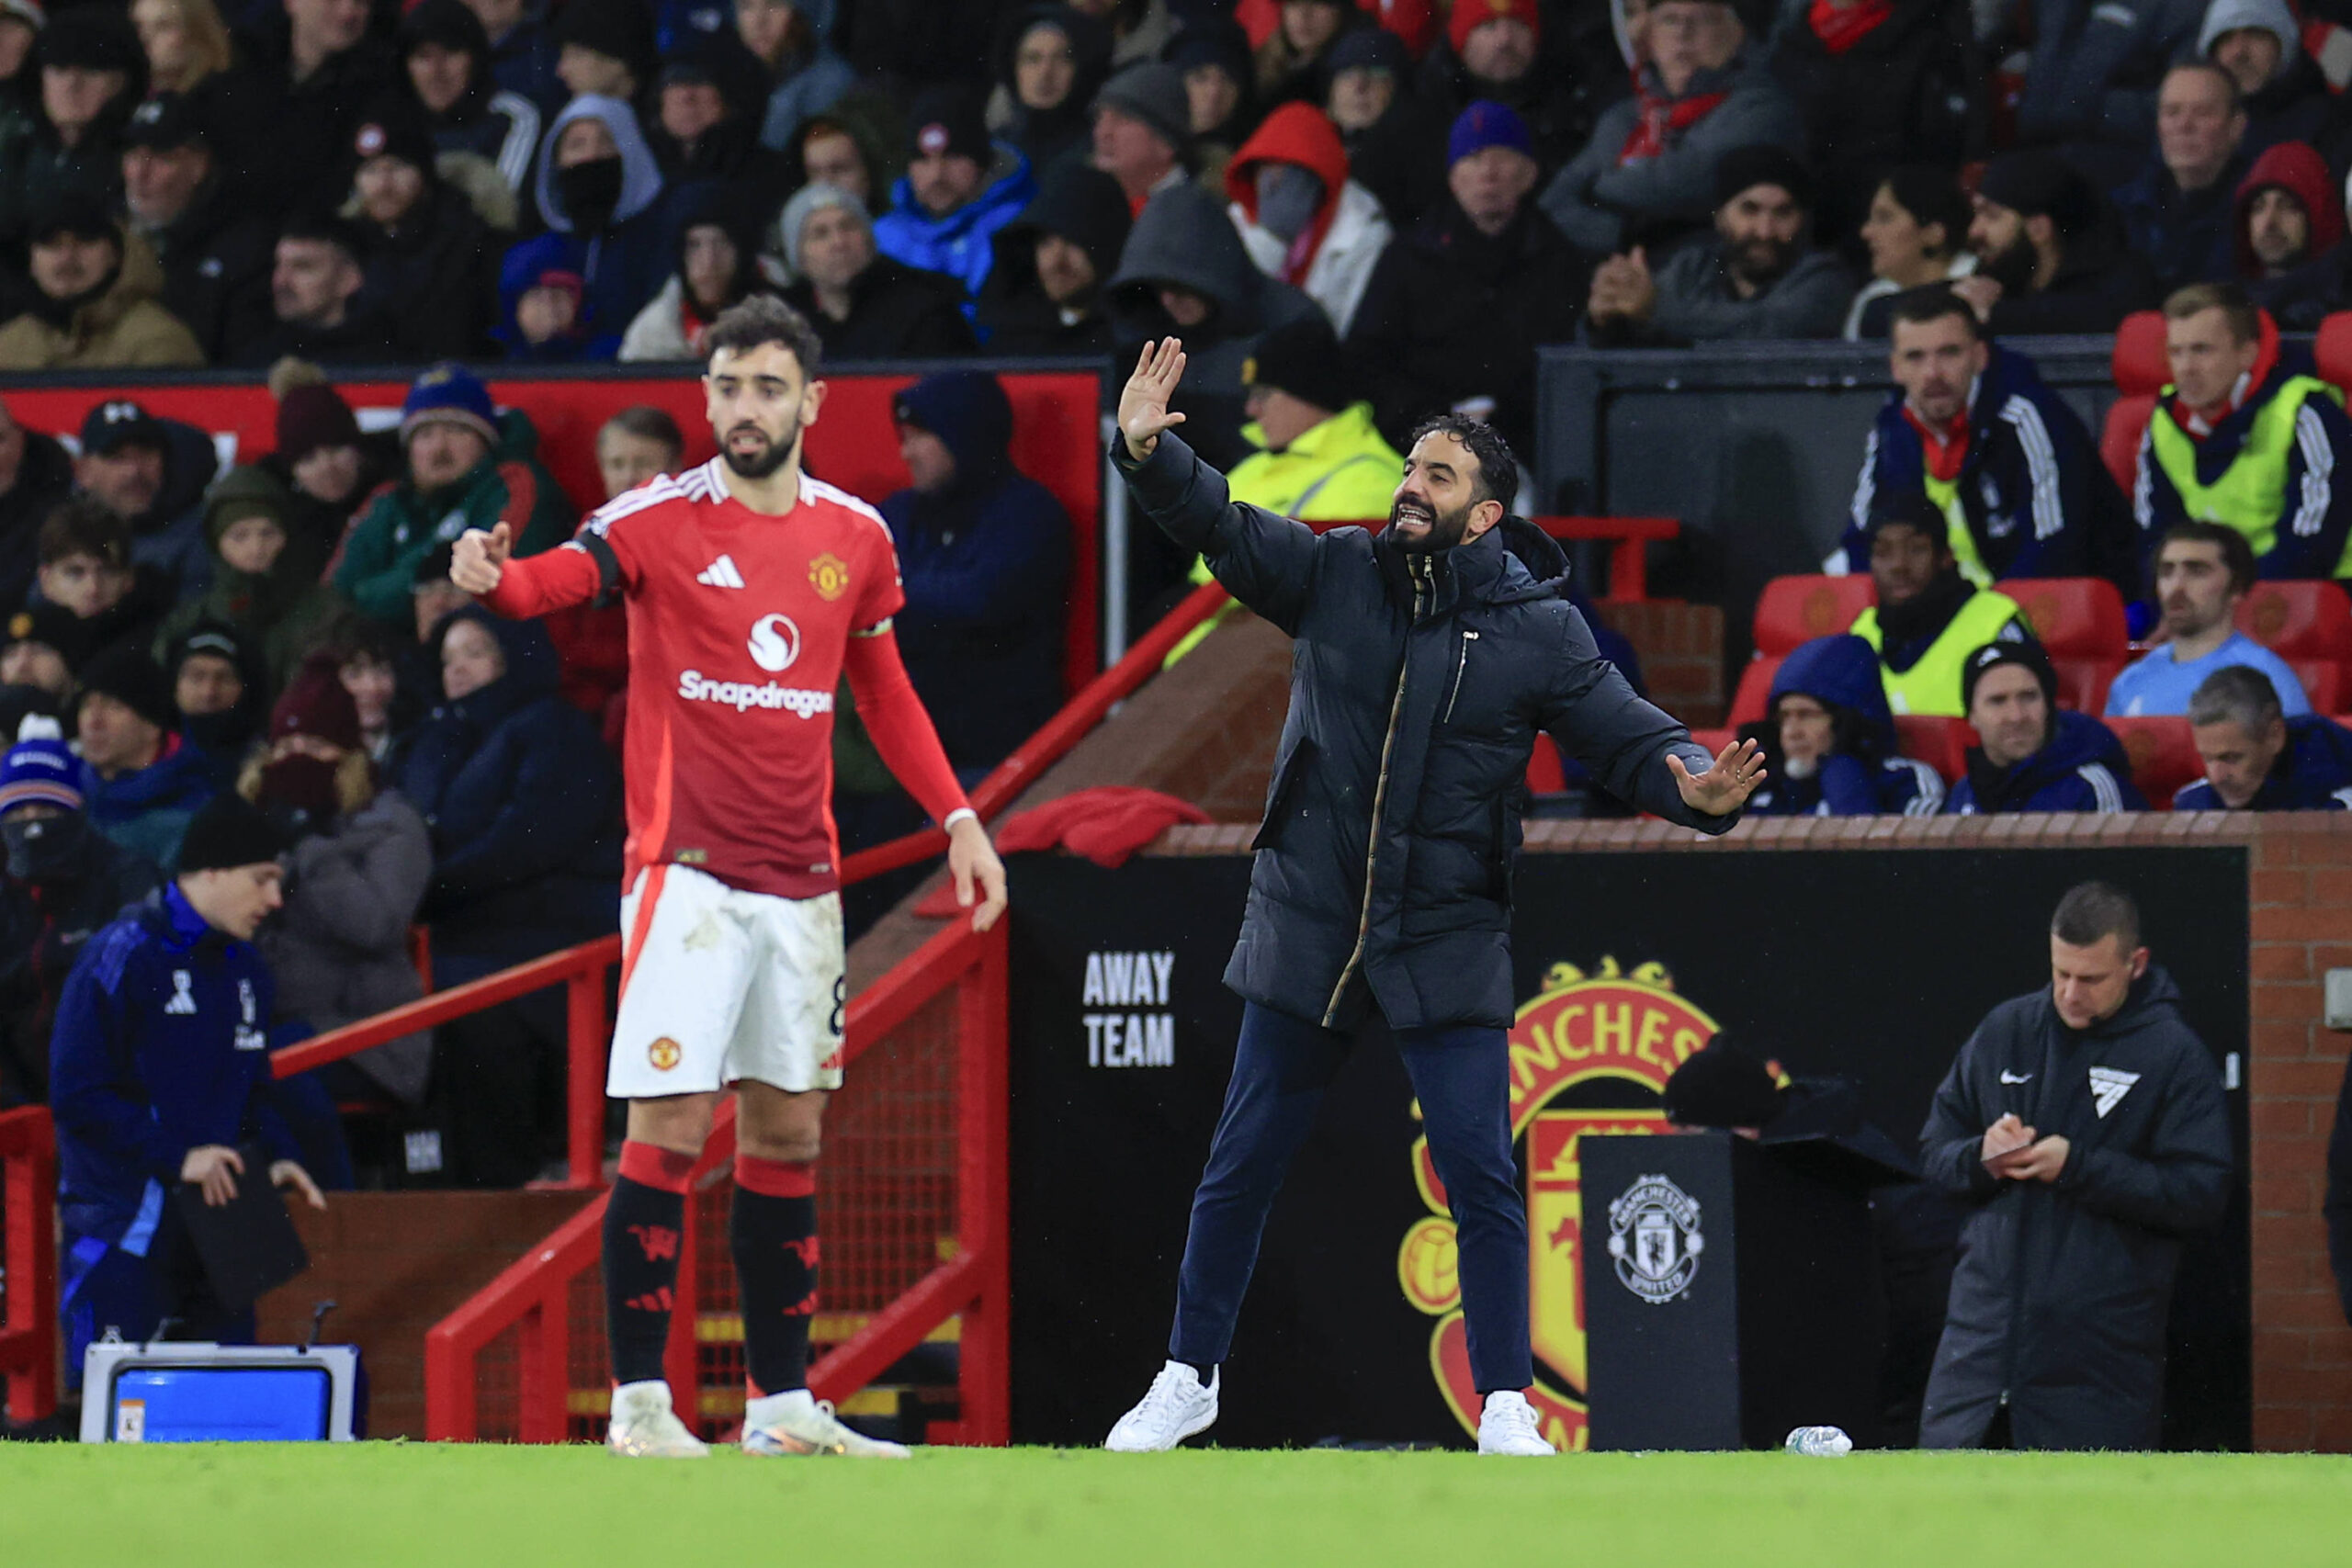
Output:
[162, 620, 266, 789]
[997, 5, 1115, 174]
[2200, 0, 2330, 158]
[345, 101, 500, 364]
[402, 0, 540, 209]
[874, 88, 1038, 310]
[1740, 634, 1946, 817]
[1540, 0, 1803, 256]
[1767, 0, 1979, 246]
[2177, 663, 2352, 809]
[497, 255, 597, 363]
[2233, 140, 2346, 331]
[233, 0, 400, 217]
[0, 6, 146, 248]
[2011, 0, 2204, 163]
[1323, 21, 1440, 229]
[1849, 494, 2034, 717]
[334, 364, 573, 630]
[1345, 101, 1580, 460]
[1092, 60, 1193, 214]
[0, 190, 203, 370]
[0, 395, 75, 614]
[978, 160, 1133, 354]
[74, 401, 218, 606]
[0, 732, 161, 1107]
[618, 180, 786, 360]
[734, 0, 854, 152]
[33, 500, 174, 675]
[1223, 101, 1391, 335]
[401, 606, 620, 1186]
[642, 34, 794, 215]
[75, 644, 218, 866]
[1586, 143, 1851, 345]
[119, 92, 275, 365]
[883, 372, 1072, 773]
[1945, 642, 2144, 813]
[261, 370, 395, 570]
[2112, 62, 2249, 296]
[1166, 16, 1258, 196]
[1956, 150, 2162, 334]
[776, 181, 975, 358]
[241, 652, 434, 1109]
[550, 0, 656, 107]
[500, 95, 672, 359]
[153, 466, 339, 689]
[1108, 179, 1321, 471]
[230, 210, 401, 368]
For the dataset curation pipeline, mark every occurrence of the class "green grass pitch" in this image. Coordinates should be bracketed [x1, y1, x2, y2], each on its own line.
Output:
[5, 1445, 2351, 1567]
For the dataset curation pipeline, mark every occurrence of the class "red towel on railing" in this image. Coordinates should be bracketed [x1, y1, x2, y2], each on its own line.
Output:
[914, 788, 1212, 915]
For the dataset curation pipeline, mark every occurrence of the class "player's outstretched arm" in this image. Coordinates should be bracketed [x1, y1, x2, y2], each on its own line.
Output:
[455, 521, 605, 617]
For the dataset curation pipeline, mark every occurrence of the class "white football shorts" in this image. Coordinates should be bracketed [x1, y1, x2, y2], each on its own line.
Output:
[605, 863, 847, 1100]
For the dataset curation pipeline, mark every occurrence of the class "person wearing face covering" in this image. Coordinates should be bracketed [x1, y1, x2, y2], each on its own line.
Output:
[0, 730, 161, 1107]
[498, 95, 673, 360]
[1222, 101, 1392, 336]
[239, 653, 433, 1111]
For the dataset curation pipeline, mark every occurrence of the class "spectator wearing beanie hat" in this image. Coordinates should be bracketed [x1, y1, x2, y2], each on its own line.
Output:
[1946, 640, 2144, 814]
[261, 367, 394, 556]
[1342, 99, 1580, 457]
[0, 4, 145, 251]
[551, 0, 657, 105]
[120, 92, 278, 367]
[1540, 0, 1804, 257]
[401, 0, 541, 209]
[161, 619, 268, 788]
[153, 466, 340, 690]
[1956, 149, 2160, 335]
[75, 643, 217, 868]
[873, 86, 1036, 310]
[1093, 60, 1193, 213]
[978, 161, 1133, 355]
[332, 363, 573, 631]
[2, 603, 81, 707]
[1223, 101, 1393, 334]
[1418, 0, 1596, 186]
[0, 729, 162, 1106]
[1585, 142, 1853, 345]
[1163, 16, 1256, 194]
[345, 96, 500, 364]
[238, 649, 434, 1109]
[776, 182, 976, 359]
[1324, 21, 1444, 228]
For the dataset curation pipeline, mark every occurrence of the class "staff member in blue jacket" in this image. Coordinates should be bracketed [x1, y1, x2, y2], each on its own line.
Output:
[50, 793, 326, 1387]
[1099, 338, 1763, 1458]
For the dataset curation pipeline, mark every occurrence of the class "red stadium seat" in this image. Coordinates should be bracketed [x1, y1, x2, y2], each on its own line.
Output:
[2291, 660, 2344, 715]
[1527, 733, 1566, 794]
[2105, 716, 2203, 808]
[2102, 311, 2169, 493]
[2100, 393, 2155, 494]
[1997, 578, 2130, 658]
[2317, 312, 2352, 394]
[1752, 576, 1874, 655]
[1727, 655, 1785, 725]
[2050, 658, 2122, 714]
[1687, 727, 1736, 757]
[1894, 715, 1973, 783]
[2234, 580, 2352, 660]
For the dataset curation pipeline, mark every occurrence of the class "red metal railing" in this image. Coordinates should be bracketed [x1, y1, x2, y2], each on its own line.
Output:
[0, 1105, 57, 1425]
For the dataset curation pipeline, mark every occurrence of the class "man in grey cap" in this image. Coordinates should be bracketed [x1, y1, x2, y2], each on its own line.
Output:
[1092, 61, 1191, 213]
[1955, 150, 2162, 333]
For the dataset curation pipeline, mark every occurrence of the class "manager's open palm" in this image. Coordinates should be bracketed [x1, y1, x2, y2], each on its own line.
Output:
[1669, 737, 1767, 815]
[1120, 337, 1190, 459]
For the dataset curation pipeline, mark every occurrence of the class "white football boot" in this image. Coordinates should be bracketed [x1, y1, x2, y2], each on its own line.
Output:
[1476, 1390, 1555, 1456]
[606, 1381, 711, 1457]
[741, 1389, 911, 1458]
[1103, 1360, 1219, 1452]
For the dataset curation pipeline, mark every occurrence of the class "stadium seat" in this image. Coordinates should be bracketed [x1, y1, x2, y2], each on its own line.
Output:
[2317, 312, 2352, 395]
[1752, 575, 1874, 655]
[2101, 310, 2168, 493]
[2234, 580, 2352, 660]
[1894, 715, 1973, 783]
[1686, 727, 1736, 757]
[2291, 660, 2343, 715]
[2105, 716, 2203, 808]
[1997, 578, 2130, 657]
[1727, 654, 1784, 726]
[1527, 733, 1566, 794]
[2052, 658, 2123, 715]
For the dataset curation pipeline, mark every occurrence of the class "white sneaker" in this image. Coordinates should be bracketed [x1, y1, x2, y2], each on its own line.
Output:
[741, 1389, 911, 1458]
[1103, 1360, 1219, 1452]
[1476, 1390, 1555, 1456]
[606, 1381, 710, 1458]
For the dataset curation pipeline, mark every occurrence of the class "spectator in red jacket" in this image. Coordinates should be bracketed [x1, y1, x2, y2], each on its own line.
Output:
[2233, 140, 2346, 331]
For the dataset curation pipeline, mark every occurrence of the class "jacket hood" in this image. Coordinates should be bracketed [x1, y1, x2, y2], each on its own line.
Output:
[1377, 513, 1566, 610]
[1109, 182, 1265, 322]
[892, 370, 1012, 491]
[2234, 140, 2343, 276]
[1770, 633, 1896, 737]
[433, 604, 562, 724]
[1225, 101, 1351, 233]
[533, 95, 665, 232]
[2198, 0, 2298, 62]
[995, 5, 1114, 132]
[668, 180, 767, 291]
[998, 161, 1132, 280]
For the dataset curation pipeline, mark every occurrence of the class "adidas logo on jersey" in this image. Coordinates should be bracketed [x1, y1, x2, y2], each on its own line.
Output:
[696, 554, 747, 589]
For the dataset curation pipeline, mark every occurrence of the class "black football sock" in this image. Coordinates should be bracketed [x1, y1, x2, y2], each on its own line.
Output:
[604, 1143, 693, 1387]
[733, 1157, 818, 1397]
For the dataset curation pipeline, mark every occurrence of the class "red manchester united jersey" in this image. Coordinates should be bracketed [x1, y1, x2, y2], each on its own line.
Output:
[560, 458, 904, 898]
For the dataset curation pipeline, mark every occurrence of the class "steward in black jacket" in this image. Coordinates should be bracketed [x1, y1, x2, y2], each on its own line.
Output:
[1112, 359, 1748, 1032]
[1917, 962, 2231, 1450]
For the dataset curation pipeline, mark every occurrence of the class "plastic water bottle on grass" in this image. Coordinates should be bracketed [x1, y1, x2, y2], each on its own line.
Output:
[1783, 1426, 1852, 1456]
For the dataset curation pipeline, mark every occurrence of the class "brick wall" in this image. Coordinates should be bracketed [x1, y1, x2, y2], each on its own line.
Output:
[1156, 810, 2352, 1451]
[1593, 600, 1726, 728]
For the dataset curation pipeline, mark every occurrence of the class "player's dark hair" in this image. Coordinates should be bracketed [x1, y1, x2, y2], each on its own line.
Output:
[705, 296, 823, 378]
[602, 403, 685, 459]
[1406, 413, 1518, 513]
[2158, 520, 2256, 595]
[2051, 881, 2142, 953]
[38, 495, 130, 569]
[1886, 283, 1982, 342]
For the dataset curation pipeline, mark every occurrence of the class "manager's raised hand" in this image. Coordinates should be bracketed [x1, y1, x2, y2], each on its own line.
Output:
[1668, 736, 1767, 815]
[1120, 336, 1189, 460]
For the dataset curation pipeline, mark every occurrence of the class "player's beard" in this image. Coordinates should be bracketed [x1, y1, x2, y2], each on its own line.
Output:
[721, 414, 802, 479]
[1389, 493, 1476, 554]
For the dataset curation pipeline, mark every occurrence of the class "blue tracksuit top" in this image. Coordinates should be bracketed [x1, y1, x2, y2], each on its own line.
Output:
[49, 884, 295, 1252]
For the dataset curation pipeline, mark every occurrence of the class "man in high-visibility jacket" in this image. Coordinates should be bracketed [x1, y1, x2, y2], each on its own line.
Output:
[2133, 279, 2352, 580]
[1849, 492, 2035, 716]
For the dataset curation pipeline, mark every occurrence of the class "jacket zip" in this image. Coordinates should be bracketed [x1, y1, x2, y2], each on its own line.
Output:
[1324, 556, 1429, 1026]
[1443, 629, 1478, 724]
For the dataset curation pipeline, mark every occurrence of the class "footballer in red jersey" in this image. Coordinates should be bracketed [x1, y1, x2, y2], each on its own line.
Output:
[453, 298, 1005, 1460]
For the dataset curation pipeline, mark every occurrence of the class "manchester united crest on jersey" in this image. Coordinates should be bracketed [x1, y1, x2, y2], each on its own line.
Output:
[808, 552, 850, 601]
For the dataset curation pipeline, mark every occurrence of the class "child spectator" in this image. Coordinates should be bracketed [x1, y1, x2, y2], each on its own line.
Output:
[595, 405, 684, 500]
[502, 96, 671, 359]
[153, 466, 340, 689]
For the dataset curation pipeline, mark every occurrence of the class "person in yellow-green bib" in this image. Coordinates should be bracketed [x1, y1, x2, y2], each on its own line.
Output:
[1849, 492, 2037, 717]
[1167, 312, 1403, 663]
[2132, 279, 2352, 582]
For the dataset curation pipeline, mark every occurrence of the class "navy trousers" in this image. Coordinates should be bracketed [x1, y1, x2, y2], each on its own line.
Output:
[1170, 1000, 1532, 1393]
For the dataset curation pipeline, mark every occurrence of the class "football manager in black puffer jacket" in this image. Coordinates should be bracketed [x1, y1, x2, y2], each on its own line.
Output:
[1099, 338, 1765, 1459]
[1918, 881, 2232, 1450]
